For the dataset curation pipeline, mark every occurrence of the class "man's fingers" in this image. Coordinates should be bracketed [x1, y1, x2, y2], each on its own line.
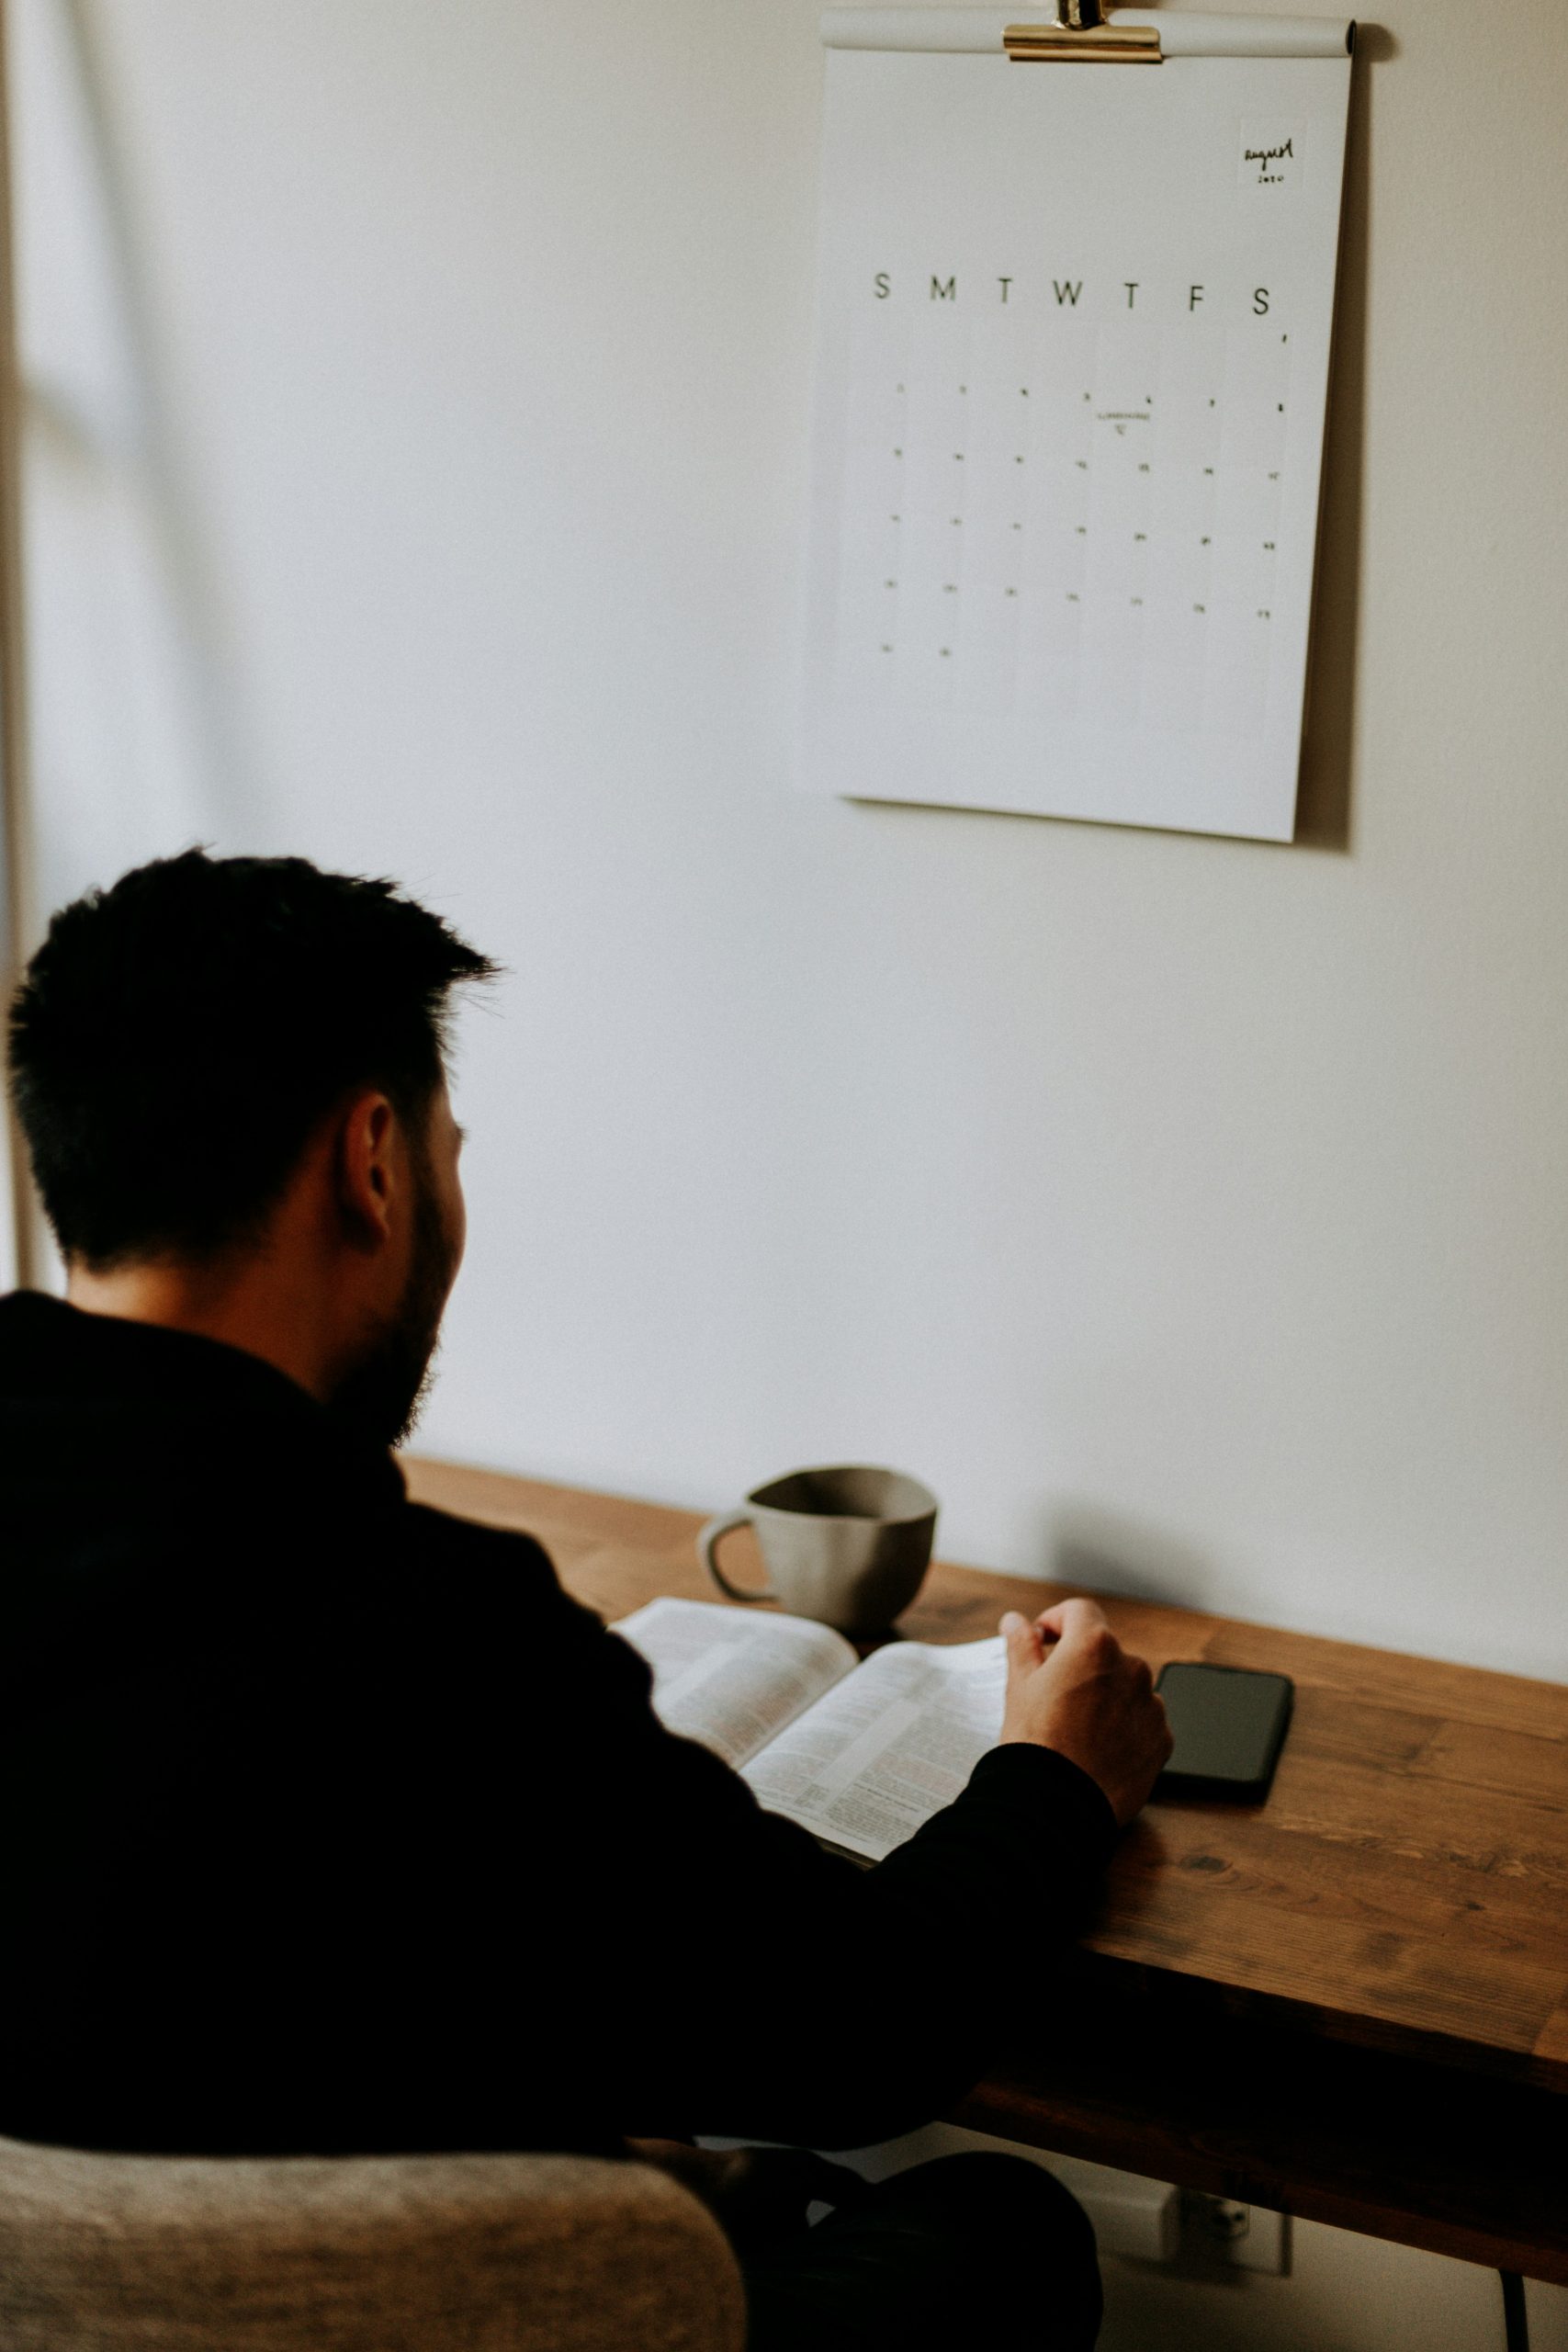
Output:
[997, 1591, 1168, 1823]
[1000, 1598, 1112, 1679]
[999, 1610, 1045, 1677]
[1034, 1596, 1112, 1647]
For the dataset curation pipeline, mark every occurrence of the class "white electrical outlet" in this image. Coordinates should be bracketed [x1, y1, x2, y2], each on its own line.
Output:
[1185, 2192, 1292, 2274]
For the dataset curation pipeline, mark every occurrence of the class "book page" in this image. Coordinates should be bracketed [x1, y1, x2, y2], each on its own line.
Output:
[741, 1635, 1008, 1863]
[615, 1597, 858, 1770]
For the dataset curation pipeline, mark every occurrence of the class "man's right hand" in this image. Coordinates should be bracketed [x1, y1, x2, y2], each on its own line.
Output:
[998, 1597, 1172, 1828]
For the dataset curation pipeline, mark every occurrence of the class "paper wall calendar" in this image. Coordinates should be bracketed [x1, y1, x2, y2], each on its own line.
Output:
[799, 10, 1355, 842]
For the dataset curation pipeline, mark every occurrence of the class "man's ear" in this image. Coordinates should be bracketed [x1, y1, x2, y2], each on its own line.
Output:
[334, 1091, 400, 1250]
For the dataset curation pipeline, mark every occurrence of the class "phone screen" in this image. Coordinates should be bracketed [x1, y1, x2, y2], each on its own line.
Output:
[1155, 1662, 1293, 1799]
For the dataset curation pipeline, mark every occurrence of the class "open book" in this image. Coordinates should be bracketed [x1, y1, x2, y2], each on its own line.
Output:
[615, 1596, 1008, 1865]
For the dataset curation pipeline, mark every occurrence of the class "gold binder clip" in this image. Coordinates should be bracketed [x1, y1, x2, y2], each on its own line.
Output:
[1005, 1, 1161, 62]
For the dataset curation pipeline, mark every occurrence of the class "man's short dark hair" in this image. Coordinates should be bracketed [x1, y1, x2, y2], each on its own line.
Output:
[6, 849, 498, 1268]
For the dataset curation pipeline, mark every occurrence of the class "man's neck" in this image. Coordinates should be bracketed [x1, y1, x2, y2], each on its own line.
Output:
[67, 1246, 339, 1406]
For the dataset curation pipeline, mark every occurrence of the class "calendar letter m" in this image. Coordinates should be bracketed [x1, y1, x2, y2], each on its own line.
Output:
[930, 275, 957, 300]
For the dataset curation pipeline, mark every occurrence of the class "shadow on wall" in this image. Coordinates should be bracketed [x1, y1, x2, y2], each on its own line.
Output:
[1045, 1501, 1218, 1612]
[1294, 22, 1398, 852]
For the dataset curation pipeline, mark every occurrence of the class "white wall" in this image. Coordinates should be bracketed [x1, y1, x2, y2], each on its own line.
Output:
[24, 0, 1568, 1686]
[17, 9, 1568, 2343]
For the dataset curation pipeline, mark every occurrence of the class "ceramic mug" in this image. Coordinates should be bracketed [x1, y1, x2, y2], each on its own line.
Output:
[698, 1464, 938, 1635]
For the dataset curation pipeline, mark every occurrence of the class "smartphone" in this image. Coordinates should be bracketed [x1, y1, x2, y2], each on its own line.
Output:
[1154, 1661, 1293, 1802]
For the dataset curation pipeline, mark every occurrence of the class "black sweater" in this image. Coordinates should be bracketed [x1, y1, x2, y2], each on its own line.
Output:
[0, 1291, 1116, 2159]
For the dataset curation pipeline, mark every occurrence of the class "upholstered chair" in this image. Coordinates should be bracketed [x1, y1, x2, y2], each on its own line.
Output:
[0, 2136, 746, 2352]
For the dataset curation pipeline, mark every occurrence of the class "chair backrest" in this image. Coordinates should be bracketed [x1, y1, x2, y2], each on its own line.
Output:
[0, 2135, 747, 2352]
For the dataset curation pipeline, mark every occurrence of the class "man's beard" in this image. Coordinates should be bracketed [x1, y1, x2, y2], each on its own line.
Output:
[327, 1159, 457, 1453]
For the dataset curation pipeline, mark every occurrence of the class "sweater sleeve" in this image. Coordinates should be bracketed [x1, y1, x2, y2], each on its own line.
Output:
[490, 1562, 1115, 2146]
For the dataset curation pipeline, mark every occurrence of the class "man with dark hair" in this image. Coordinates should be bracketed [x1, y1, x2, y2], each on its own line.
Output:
[6, 849, 491, 1447]
[1, 850, 1169, 2352]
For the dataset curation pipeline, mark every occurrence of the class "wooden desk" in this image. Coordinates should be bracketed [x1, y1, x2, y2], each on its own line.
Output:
[405, 1458, 1568, 2286]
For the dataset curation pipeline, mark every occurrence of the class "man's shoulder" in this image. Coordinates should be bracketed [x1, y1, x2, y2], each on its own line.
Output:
[395, 1494, 569, 1605]
[380, 1496, 631, 1665]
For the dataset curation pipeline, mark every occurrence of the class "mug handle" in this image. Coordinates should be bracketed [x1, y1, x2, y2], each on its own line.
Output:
[699, 1509, 775, 1603]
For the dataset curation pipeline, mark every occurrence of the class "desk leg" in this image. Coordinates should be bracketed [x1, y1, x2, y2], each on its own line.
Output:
[1500, 2270, 1529, 2352]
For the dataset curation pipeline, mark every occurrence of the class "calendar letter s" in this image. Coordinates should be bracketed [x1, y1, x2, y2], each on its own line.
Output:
[1253, 287, 1270, 315]
[874, 272, 891, 300]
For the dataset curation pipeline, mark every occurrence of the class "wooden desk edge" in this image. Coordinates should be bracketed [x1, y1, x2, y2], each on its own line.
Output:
[401, 1455, 1568, 1704]
[949, 2073, 1568, 2286]
[404, 1455, 1568, 2278]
